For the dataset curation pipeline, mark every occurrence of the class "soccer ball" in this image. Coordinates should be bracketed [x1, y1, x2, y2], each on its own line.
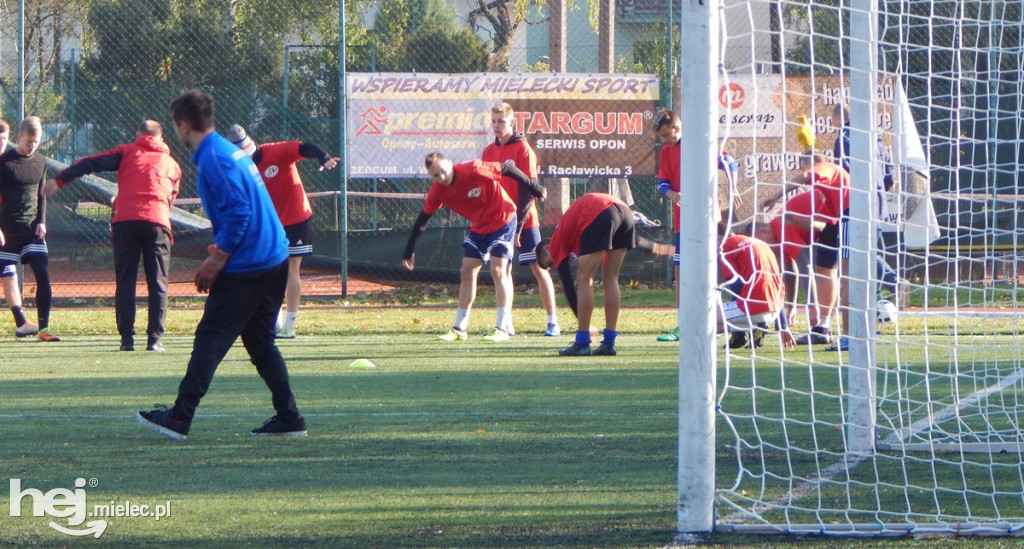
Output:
[876, 300, 898, 324]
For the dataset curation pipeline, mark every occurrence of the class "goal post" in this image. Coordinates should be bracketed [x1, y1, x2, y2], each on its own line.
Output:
[678, 0, 1024, 538]
[844, 0, 879, 455]
[676, 0, 719, 534]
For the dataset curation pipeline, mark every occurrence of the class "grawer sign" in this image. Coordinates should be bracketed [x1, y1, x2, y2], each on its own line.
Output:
[347, 73, 660, 178]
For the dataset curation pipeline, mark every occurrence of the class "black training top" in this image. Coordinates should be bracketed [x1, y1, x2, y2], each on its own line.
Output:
[0, 148, 46, 228]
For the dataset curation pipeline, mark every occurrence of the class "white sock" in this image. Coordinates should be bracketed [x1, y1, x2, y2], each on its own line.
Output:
[454, 308, 470, 332]
[284, 312, 298, 329]
[816, 316, 832, 331]
[547, 314, 558, 326]
[496, 307, 510, 332]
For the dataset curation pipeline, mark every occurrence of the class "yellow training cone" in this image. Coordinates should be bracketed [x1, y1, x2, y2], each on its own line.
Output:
[348, 358, 376, 369]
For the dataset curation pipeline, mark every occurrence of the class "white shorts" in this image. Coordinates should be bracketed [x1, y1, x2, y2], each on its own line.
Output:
[720, 299, 779, 332]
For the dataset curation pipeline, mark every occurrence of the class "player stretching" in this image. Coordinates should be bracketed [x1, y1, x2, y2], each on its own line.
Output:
[718, 223, 796, 349]
[482, 102, 559, 337]
[536, 193, 672, 356]
[226, 124, 340, 339]
[402, 152, 546, 342]
[760, 152, 850, 347]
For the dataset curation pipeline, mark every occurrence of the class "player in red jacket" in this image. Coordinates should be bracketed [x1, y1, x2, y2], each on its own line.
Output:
[536, 193, 672, 356]
[46, 120, 182, 351]
[403, 152, 546, 342]
[482, 102, 559, 337]
[226, 125, 340, 339]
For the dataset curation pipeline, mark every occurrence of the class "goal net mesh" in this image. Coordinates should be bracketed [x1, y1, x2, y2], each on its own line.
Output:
[707, 0, 1024, 536]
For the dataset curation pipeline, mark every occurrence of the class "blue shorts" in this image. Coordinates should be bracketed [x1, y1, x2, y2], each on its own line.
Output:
[517, 227, 542, 265]
[463, 219, 516, 264]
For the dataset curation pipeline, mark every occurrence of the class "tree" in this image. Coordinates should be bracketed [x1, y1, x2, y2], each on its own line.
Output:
[469, 0, 530, 71]
[399, 24, 488, 72]
[0, 0, 89, 119]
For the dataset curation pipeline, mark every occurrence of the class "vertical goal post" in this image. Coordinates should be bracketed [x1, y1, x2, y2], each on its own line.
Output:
[676, 0, 719, 535]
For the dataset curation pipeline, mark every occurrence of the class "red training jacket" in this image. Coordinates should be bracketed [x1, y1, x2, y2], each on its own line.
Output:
[56, 135, 181, 231]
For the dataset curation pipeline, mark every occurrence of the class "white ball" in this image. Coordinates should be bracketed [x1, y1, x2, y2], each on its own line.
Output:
[876, 300, 898, 323]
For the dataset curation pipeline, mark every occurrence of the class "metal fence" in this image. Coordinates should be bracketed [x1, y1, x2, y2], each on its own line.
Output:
[0, 0, 676, 301]
[1, 0, 1016, 301]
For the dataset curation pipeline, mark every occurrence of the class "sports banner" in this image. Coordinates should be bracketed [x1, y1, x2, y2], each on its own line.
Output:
[717, 74, 787, 139]
[706, 73, 915, 229]
[346, 72, 660, 178]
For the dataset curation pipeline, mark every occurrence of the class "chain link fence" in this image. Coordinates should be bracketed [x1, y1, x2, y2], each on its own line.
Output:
[0, 0, 681, 302]
[0, 0, 1009, 302]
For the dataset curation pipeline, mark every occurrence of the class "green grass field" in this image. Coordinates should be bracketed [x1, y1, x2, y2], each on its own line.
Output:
[1, 303, 1022, 548]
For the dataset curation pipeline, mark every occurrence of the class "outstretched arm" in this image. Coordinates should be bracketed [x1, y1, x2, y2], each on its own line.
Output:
[501, 162, 546, 234]
[54, 150, 124, 188]
[298, 142, 340, 171]
[402, 211, 433, 270]
[635, 235, 674, 257]
[501, 162, 546, 200]
[759, 179, 805, 211]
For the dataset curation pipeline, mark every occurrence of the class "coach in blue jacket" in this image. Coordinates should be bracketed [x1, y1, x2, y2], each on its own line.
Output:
[136, 89, 306, 440]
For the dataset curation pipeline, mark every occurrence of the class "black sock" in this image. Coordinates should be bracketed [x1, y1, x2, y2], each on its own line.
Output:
[11, 306, 26, 327]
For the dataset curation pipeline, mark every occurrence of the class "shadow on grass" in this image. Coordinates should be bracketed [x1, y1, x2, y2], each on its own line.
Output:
[1, 343, 680, 548]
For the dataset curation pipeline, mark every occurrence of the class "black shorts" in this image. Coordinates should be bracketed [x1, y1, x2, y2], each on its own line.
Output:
[0, 224, 47, 277]
[579, 203, 636, 256]
[283, 219, 313, 257]
[814, 221, 840, 269]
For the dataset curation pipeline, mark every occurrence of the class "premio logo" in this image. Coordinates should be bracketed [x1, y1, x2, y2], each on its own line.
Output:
[7, 478, 173, 538]
[354, 105, 389, 136]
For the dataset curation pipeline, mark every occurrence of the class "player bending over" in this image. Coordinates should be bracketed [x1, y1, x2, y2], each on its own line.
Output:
[402, 152, 546, 342]
[718, 223, 795, 349]
[535, 193, 672, 357]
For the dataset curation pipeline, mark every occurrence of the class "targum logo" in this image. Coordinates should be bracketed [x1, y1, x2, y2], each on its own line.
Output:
[9, 478, 107, 538]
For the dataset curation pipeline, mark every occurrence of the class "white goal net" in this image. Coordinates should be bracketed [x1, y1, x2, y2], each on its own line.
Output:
[678, 0, 1024, 537]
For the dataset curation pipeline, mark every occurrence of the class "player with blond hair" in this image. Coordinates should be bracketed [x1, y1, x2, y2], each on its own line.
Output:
[482, 102, 560, 337]
[0, 117, 60, 341]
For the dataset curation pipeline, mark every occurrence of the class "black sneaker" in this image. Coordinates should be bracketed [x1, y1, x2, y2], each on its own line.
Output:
[749, 322, 769, 349]
[592, 342, 617, 356]
[727, 331, 748, 349]
[120, 337, 134, 352]
[137, 405, 189, 440]
[558, 342, 592, 356]
[794, 326, 832, 345]
[251, 415, 308, 437]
